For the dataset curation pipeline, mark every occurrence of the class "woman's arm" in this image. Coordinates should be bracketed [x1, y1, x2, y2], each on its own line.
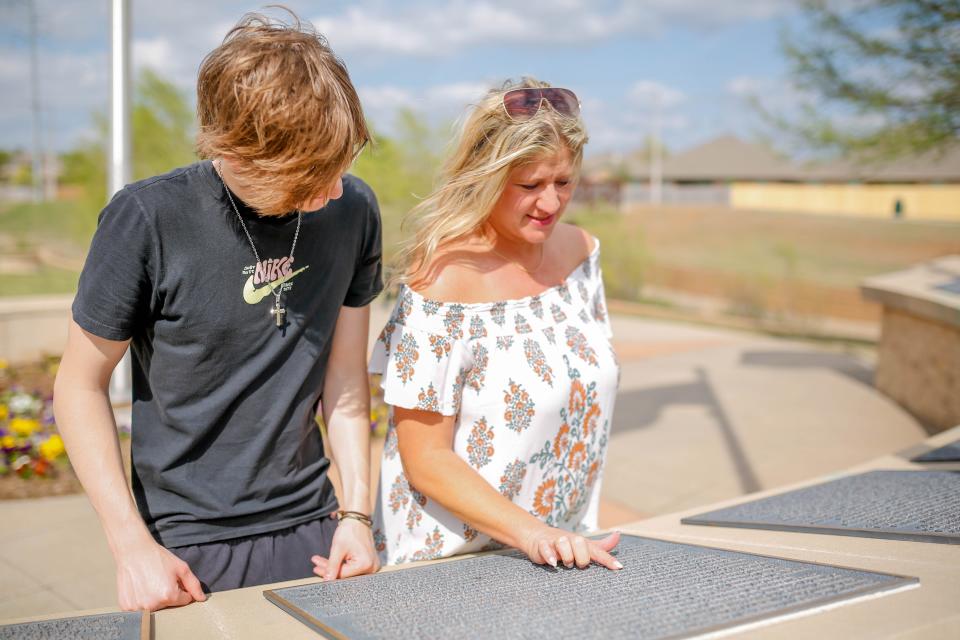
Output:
[312, 304, 380, 580]
[395, 407, 622, 570]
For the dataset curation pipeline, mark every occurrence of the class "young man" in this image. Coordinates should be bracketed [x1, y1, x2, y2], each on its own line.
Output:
[53, 11, 381, 611]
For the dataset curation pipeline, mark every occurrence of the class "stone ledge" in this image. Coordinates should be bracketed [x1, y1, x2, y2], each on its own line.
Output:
[861, 255, 960, 329]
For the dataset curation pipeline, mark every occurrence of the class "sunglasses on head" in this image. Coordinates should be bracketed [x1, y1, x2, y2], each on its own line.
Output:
[502, 87, 581, 121]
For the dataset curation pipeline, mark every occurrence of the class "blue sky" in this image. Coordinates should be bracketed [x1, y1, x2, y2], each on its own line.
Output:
[0, 0, 816, 158]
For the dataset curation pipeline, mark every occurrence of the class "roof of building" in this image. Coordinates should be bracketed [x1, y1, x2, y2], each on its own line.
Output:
[603, 135, 960, 184]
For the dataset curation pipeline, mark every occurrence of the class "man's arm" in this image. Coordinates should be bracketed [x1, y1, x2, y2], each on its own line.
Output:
[311, 304, 380, 580]
[53, 320, 205, 610]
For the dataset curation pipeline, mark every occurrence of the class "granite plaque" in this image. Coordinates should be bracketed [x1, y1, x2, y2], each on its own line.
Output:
[683, 470, 960, 544]
[912, 439, 960, 463]
[0, 611, 148, 640]
[264, 534, 914, 640]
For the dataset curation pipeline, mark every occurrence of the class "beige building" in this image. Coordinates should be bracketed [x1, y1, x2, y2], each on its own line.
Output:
[587, 135, 960, 221]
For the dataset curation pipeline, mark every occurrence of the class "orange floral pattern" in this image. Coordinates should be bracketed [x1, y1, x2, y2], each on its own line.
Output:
[466, 417, 495, 469]
[532, 478, 557, 518]
[371, 241, 617, 565]
[463, 524, 479, 542]
[498, 458, 527, 500]
[543, 326, 556, 345]
[383, 424, 398, 460]
[406, 488, 428, 531]
[530, 295, 544, 319]
[524, 338, 554, 387]
[503, 379, 535, 432]
[411, 527, 445, 561]
[514, 313, 533, 334]
[416, 383, 439, 412]
[490, 301, 507, 326]
[443, 303, 465, 339]
[429, 334, 451, 361]
[528, 356, 609, 526]
[565, 325, 599, 367]
[388, 473, 410, 514]
[395, 333, 419, 384]
[583, 403, 601, 439]
[550, 303, 567, 323]
[469, 315, 487, 340]
[377, 321, 396, 358]
[466, 342, 488, 393]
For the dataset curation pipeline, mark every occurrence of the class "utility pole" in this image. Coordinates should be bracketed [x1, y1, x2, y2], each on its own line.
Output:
[28, 0, 43, 203]
[109, 0, 132, 199]
[109, 0, 133, 405]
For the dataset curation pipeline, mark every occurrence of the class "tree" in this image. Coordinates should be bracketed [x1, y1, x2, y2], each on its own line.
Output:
[60, 70, 196, 206]
[776, 0, 960, 159]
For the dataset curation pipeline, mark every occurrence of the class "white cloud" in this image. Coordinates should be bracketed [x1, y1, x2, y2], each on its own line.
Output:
[311, 0, 794, 58]
[133, 37, 174, 71]
[727, 75, 768, 98]
[628, 81, 686, 109]
[359, 81, 491, 131]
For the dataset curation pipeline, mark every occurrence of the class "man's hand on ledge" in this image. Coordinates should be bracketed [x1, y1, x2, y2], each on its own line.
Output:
[311, 516, 380, 581]
[114, 534, 206, 612]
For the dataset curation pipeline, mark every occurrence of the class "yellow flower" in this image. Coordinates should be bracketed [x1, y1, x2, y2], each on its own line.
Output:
[0, 358, 8, 370]
[9, 417, 40, 437]
[1, 435, 14, 449]
[0, 403, 8, 421]
[39, 434, 65, 461]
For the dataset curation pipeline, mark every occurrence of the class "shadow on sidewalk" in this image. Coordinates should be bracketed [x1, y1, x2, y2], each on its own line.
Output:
[611, 368, 762, 495]
[739, 350, 874, 387]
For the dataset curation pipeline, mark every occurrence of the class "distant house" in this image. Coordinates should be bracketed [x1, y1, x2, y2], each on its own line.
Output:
[582, 135, 960, 221]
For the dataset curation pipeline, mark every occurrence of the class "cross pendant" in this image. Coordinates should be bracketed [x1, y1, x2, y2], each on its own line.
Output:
[270, 302, 286, 327]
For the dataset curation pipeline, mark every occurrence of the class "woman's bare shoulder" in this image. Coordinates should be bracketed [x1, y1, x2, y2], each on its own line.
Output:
[552, 222, 596, 268]
[408, 239, 495, 302]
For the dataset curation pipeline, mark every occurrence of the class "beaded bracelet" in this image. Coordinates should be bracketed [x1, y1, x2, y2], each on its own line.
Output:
[336, 510, 373, 528]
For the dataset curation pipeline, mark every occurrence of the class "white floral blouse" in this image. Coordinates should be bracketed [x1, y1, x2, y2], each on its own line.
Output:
[369, 240, 619, 565]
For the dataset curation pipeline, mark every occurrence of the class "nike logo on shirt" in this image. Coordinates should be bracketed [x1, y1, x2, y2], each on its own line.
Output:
[243, 266, 309, 304]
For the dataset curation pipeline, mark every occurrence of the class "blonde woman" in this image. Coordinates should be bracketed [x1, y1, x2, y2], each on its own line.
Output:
[363, 79, 621, 571]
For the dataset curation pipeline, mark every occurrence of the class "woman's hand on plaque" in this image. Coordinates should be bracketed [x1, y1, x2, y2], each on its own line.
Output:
[520, 527, 623, 571]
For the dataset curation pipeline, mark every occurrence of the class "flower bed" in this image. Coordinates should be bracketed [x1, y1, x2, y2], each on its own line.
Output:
[0, 357, 390, 500]
[0, 356, 87, 499]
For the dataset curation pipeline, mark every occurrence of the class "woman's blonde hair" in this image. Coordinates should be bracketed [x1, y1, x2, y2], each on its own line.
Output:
[394, 78, 587, 285]
[196, 9, 369, 215]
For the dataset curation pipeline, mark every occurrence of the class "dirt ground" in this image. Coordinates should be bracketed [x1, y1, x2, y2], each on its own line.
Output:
[616, 205, 960, 322]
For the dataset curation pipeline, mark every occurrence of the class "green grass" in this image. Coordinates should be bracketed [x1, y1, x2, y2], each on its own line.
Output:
[0, 199, 99, 249]
[0, 266, 79, 296]
[568, 203, 960, 323]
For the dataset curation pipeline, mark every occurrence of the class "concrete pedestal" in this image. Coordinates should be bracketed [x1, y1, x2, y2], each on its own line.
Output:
[862, 256, 960, 432]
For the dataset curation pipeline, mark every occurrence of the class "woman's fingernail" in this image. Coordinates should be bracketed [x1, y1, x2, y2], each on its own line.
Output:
[548, 555, 557, 568]
[614, 561, 624, 570]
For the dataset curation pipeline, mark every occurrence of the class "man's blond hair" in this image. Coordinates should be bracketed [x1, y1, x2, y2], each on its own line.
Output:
[196, 9, 369, 215]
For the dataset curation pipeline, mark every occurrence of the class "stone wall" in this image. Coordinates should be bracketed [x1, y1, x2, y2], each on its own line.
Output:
[875, 307, 960, 432]
[0, 296, 72, 363]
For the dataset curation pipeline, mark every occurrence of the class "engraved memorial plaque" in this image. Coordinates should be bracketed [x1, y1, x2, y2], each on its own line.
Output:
[264, 534, 914, 640]
[912, 439, 960, 463]
[0, 611, 148, 640]
[683, 470, 960, 544]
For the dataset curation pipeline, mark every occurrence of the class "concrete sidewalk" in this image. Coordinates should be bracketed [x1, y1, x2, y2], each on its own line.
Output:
[0, 310, 927, 621]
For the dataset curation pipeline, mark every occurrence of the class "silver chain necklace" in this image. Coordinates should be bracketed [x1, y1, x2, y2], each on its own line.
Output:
[216, 160, 302, 327]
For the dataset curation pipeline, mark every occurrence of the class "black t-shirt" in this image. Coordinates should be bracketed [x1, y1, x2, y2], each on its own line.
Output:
[72, 160, 383, 547]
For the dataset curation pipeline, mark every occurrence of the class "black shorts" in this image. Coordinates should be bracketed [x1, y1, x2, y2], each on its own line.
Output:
[169, 515, 338, 592]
